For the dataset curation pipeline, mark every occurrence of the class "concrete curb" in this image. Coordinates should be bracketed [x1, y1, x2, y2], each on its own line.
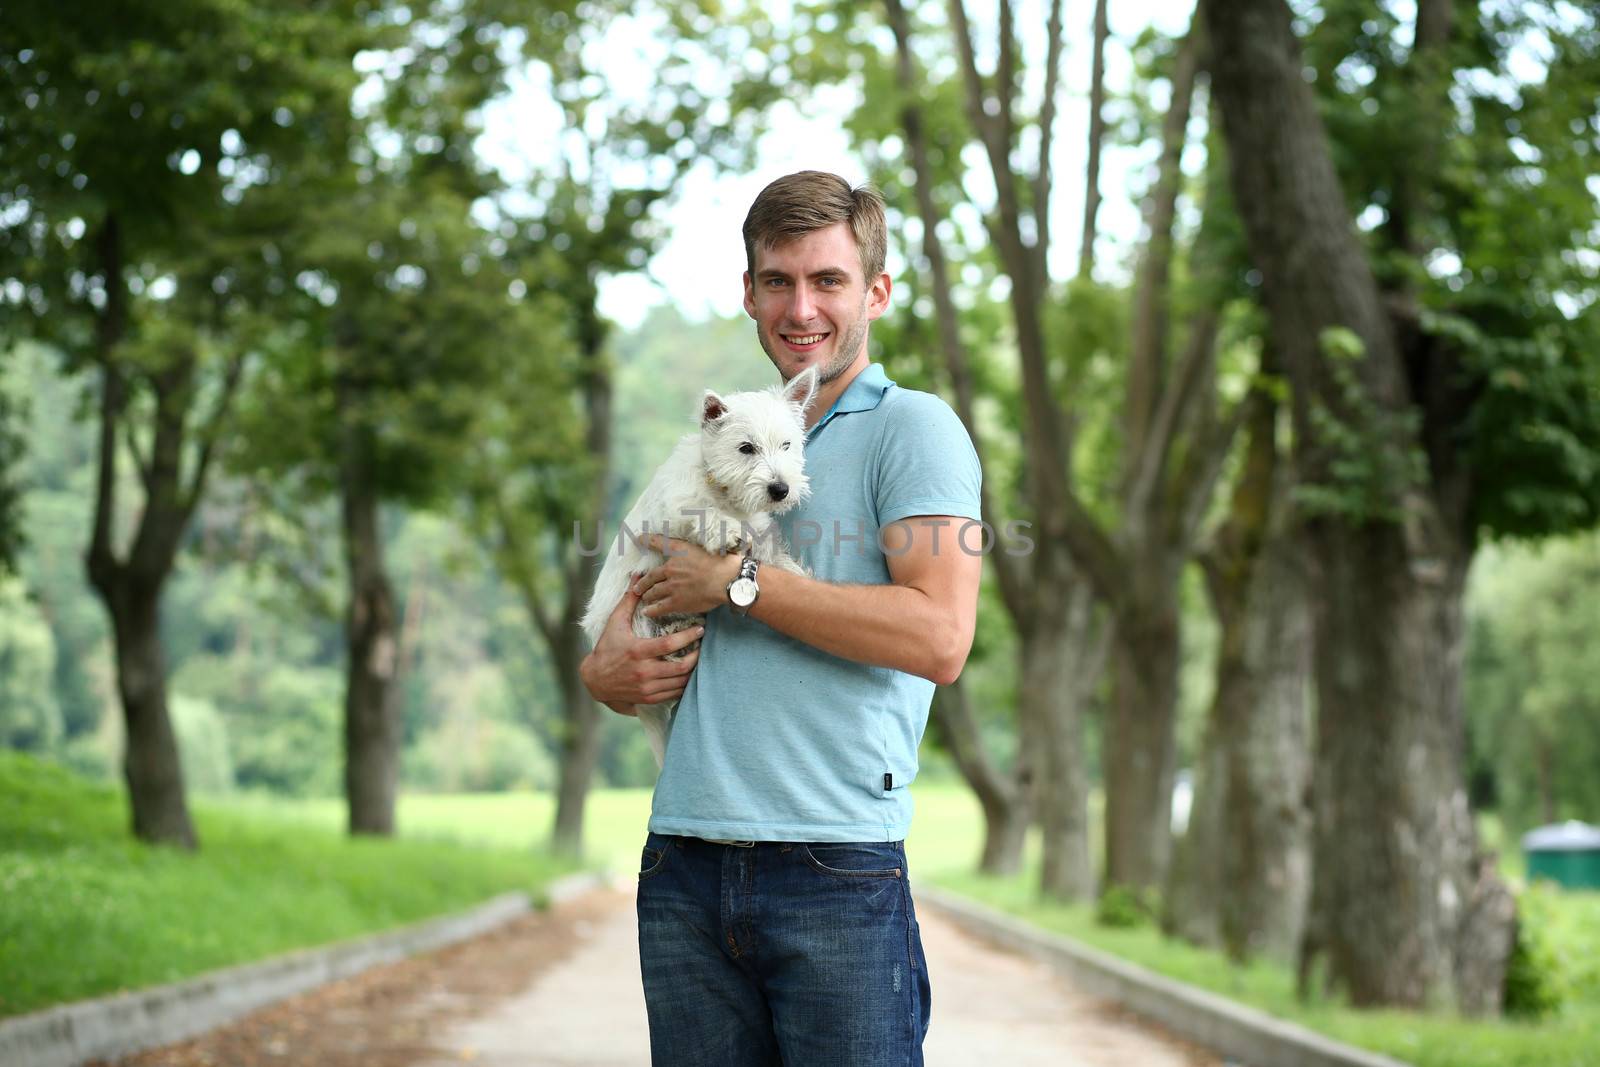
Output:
[917, 885, 1413, 1067]
[0, 871, 607, 1067]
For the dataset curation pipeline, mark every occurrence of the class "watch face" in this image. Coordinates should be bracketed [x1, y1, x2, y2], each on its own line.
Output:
[729, 577, 759, 607]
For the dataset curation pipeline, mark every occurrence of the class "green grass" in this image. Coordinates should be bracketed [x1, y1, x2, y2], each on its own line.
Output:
[0, 753, 577, 1019]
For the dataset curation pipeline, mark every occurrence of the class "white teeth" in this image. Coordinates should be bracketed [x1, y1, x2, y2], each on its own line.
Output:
[786, 333, 825, 345]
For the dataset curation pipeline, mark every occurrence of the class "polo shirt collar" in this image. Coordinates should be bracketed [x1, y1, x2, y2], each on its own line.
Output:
[808, 362, 895, 439]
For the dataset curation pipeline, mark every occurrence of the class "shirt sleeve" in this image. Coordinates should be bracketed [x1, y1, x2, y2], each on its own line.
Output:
[873, 391, 984, 527]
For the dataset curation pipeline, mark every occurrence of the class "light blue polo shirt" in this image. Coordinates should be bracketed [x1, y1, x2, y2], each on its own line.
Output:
[647, 362, 982, 842]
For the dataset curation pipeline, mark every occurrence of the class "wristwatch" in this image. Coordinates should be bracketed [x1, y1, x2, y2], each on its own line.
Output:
[726, 556, 761, 616]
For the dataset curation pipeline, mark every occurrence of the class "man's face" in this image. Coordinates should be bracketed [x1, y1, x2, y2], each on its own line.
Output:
[742, 221, 891, 385]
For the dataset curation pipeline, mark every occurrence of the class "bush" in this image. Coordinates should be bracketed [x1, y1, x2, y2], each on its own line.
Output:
[1097, 883, 1157, 929]
[1503, 883, 1569, 1018]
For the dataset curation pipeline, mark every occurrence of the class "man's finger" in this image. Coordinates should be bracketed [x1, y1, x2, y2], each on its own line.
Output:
[645, 534, 694, 557]
[670, 649, 700, 674]
[609, 577, 643, 623]
[644, 681, 688, 703]
[643, 626, 704, 660]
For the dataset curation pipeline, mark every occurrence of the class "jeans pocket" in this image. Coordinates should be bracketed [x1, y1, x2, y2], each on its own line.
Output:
[800, 842, 903, 879]
[639, 834, 671, 881]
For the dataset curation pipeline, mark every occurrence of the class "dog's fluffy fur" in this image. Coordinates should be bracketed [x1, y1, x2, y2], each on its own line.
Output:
[581, 367, 818, 765]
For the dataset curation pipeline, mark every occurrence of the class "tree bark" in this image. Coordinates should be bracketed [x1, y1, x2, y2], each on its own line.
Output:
[1034, 579, 1108, 900]
[1203, 0, 1510, 1010]
[550, 620, 600, 854]
[1103, 594, 1180, 892]
[930, 681, 1027, 875]
[339, 390, 400, 836]
[1216, 499, 1312, 964]
[102, 569, 196, 847]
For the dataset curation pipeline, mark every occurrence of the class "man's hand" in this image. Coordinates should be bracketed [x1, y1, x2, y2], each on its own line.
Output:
[579, 580, 704, 715]
[634, 535, 743, 618]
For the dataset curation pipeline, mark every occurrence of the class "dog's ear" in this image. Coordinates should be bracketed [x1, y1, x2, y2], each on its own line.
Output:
[782, 366, 820, 415]
[701, 391, 729, 427]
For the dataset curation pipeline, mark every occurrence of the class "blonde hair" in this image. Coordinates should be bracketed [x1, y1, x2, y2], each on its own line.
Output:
[742, 171, 887, 281]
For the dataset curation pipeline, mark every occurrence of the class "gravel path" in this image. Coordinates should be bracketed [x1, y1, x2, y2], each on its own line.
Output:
[107, 883, 1218, 1067]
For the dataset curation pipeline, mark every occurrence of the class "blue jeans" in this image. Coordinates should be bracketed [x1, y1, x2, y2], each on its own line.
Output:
[636, 833, 931, 1066]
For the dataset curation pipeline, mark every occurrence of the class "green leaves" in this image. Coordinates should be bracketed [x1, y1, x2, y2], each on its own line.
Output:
[1294, 326, 1427, 524]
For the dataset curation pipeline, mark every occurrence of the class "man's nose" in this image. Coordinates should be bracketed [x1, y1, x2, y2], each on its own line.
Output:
[788, 284, 815, 322]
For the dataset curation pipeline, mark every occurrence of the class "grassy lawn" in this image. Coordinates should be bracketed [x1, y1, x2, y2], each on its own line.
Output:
[0, 753, 577, 1019]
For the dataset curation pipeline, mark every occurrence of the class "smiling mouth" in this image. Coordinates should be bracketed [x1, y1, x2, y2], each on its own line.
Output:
[781, 332, 829, 348]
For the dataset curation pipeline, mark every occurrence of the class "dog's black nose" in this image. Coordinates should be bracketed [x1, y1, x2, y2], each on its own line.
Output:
[768, 482, 789, 501]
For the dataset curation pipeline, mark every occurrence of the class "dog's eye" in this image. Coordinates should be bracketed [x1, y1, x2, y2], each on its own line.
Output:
[739, 443, 757, 455]
[781, 442, 791, 451]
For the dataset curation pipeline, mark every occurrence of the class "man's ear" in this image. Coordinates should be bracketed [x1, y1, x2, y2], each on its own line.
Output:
[783, 366, 820, 415]
[866, 272, 892, 322]
[702, 391, 729, 427]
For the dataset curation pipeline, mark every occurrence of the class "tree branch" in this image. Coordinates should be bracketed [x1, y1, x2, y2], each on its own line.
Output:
[1125, 23, 1203, 473]
[1128, 309, 1219, 526]
[1078, 0, 1110, 279]
[86, 216, 127, 595]
[1034, 0, 1067, 286]
[495, 493, 560, 649]
[887, 0, 1030, 624]
[1174, 385, 1259, 551]
[182, 350, 249, 525]
[945, 0, 1072, 527]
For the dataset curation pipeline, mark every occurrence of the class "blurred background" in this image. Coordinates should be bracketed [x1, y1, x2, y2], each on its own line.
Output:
[2, 1, 1598, 1062]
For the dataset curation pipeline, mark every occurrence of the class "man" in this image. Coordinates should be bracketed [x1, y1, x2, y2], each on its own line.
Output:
[580, 170, 982, 1065]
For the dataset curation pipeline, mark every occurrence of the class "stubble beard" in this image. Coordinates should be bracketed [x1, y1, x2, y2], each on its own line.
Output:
[760, 298, 869, 385]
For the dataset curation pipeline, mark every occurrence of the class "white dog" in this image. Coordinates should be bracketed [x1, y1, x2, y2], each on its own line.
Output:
[582, 367, 818, 765]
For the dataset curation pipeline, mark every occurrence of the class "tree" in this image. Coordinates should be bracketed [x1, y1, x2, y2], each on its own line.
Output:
[1, 1, 371, 846]
[463, 0, 780, 855]
[1164, 362, 1313, 965]
[1202, 0, 1600, 1011]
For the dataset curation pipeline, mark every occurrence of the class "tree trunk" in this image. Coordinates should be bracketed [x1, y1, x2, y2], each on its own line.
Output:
[549, 304, 612, 856]
[1103, 599, 1180, 893]
[1168, 387, 1312, 965]
[83, 215, 197, 849]
[1303, 537, 1487, 1006]
[104, 574, 196, 847]
[340, 421, 400, 837]
[1204, 0, 1511, 1010]
[1217, 521, 1312, 963]
[550, 626, 600, 855]
[1034, 580, 1106, 900]
[1165, 716, 1225, 947]
[930, 681, 1027, 875]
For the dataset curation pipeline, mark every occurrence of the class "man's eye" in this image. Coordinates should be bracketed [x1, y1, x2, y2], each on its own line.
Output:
[739, 443, 757, 455]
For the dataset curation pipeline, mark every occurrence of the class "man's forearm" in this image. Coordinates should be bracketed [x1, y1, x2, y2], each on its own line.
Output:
[744, 566, 967, 685]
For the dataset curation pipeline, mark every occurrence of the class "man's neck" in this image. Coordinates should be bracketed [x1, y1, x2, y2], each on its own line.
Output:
[804, 354, 870, 429]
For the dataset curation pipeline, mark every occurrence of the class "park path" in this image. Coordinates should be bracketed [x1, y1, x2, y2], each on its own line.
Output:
[418, 883, 1218, 1067]
[110, 882, 1218, 1067]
